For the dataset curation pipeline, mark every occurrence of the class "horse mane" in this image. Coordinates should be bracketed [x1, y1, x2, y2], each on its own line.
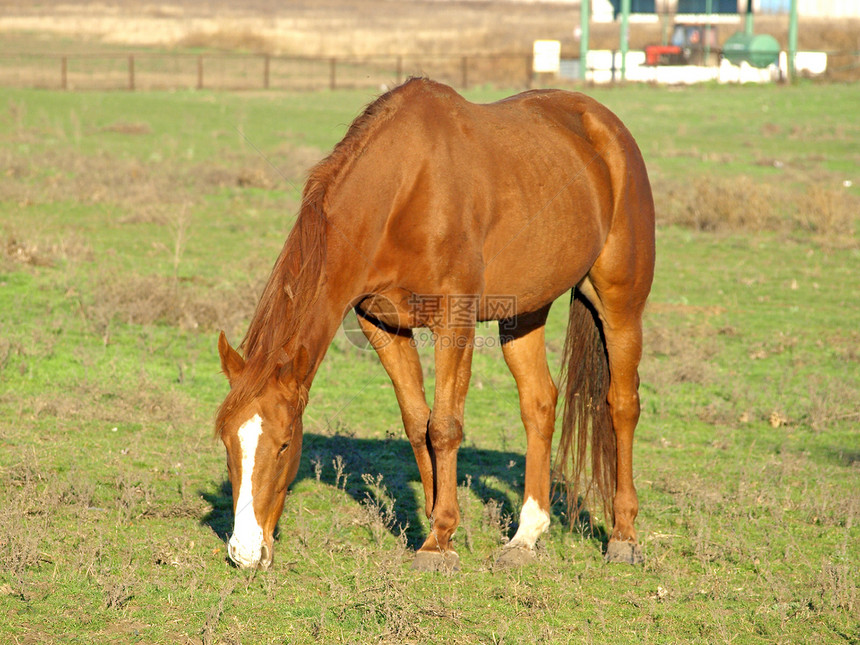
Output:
[215, 79, 416, 432]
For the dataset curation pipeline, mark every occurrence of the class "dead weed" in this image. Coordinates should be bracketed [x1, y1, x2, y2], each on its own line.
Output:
[794, 185, 857, 238]
[201, 580, 238, 645]
[0, 455, 55, 577]
[341, 548, 431, 643]
[482, 497, 513, 545]
[817, 560, 856, 614]
[805, 377, 860, 433]
[359, 473, 405, 545]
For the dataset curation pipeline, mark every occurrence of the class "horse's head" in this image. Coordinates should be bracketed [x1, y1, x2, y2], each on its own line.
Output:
[216, 332, 309, 570]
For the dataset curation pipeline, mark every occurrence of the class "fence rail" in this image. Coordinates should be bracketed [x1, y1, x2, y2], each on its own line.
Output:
[4, 49, 855, 90]
[0, 52, 538, 92]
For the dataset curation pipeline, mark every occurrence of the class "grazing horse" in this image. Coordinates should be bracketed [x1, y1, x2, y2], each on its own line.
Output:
[215, 78, 654, 571]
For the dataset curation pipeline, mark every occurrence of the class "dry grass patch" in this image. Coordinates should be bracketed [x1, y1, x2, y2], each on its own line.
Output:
[804, 377, 860, 434]
[0, 140, 318, 220]
[654, 175, 858, 242]
[178, 28, 274, 54]
[658, 175, 782, 233]
[81, 271, 260, 334]
[101, 120, 152, 135]
[794, 185, 857, 238]
[2, 229, 94, 270]
[34, 152, 253, 205]
[0, 455, 55, 583]
[20, 372, 195, 430]
[817, 558, 857, 615]
[642, 320, 721, 387]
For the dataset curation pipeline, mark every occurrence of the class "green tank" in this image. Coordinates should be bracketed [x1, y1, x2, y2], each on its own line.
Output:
[722, 32, 781, 69]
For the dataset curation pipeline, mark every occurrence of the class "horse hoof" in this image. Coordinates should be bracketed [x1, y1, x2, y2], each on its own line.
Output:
[604, 540, 645, 565]
[494, 545, 535, 569]
[412, 550, 460, 573]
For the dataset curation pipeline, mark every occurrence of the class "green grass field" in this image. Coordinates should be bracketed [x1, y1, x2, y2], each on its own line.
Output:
[1, 82, 858, 644]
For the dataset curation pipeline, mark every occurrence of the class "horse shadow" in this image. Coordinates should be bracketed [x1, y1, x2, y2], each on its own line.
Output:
[200, 431, 608, 553]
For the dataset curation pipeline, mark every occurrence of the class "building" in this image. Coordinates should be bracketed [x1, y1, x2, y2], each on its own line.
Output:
[604, 0, 860, 17]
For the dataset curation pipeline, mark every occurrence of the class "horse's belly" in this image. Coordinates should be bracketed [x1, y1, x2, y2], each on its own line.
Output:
[480, 260, 594, 320]
[479, 211, 605, 319]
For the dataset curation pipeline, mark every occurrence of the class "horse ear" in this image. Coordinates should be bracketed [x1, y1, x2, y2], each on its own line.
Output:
[292, 345, 311, 385]
[218, 331, 245, 386]
[287, 346, 311, 412]
[278, 345, 311, 393]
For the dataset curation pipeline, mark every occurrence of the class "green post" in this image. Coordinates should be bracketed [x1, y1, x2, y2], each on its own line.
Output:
[788, 0, 798, 81]
[660, 9, 670, 46]
[580, 0, 590, 82]
[744, 0, 754, 36]
[620, 0, 631, 81]
[705, 0, 713, 64]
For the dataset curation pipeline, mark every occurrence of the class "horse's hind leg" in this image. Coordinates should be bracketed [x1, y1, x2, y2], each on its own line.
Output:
[579, 274, 648, 565]
[495, 306, 557, 568]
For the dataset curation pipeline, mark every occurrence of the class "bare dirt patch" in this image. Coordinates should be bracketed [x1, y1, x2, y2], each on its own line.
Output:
[101, 120, 153, 135]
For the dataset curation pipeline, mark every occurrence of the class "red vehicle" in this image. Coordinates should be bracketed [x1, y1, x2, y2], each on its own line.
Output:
[645, 23, 720, 65]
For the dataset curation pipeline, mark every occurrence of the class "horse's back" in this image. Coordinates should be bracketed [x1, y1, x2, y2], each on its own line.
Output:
[390, 79, 648, 231]
[358, 79, 654, 317]
[397, 79, 640, 163]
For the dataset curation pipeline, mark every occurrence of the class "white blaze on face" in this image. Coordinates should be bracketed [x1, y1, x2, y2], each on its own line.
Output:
[227, 414, 265, 568]
[507, 496, 550, 550]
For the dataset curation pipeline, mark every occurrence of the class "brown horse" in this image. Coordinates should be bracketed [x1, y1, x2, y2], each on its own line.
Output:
[215, 78, 654, 571]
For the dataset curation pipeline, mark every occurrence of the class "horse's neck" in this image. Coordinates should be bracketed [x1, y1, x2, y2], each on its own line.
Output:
[286, 287, 342, 384]
[285, 154, 398, 385]
[283, 231, 371, 386]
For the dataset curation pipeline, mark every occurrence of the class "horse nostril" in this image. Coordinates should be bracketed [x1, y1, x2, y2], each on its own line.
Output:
[227, 540, 240, 561]
[260, 542, 272, 568]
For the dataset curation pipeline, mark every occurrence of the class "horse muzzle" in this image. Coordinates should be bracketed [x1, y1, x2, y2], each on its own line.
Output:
[227, 534, 273, 570]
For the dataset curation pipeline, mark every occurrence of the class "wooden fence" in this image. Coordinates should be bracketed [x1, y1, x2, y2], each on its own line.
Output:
[0, 52, 537, 92]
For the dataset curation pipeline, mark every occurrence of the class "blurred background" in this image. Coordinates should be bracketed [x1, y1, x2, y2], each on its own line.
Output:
[0, 0, 858, 90]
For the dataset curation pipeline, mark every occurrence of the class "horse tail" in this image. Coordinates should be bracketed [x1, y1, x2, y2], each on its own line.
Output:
[553, 289, 615, 529]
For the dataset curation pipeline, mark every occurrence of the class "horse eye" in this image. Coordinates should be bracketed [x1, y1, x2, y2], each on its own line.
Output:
[278, 442, 290, 456]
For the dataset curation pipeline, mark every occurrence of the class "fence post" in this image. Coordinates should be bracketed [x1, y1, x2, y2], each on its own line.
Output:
[461, 56, 468, 89]
[526, 54, 533, 89]
[263, 54, 270, 89]
[329, 57, 336, 90]
[61, 56, 68, 90]
[128, 54, 135, 91]
[197, 55, 204, 90]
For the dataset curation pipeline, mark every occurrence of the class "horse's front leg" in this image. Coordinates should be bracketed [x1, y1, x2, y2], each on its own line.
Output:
[412, 322, 475, 572]
[356, 313, 434, 518]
